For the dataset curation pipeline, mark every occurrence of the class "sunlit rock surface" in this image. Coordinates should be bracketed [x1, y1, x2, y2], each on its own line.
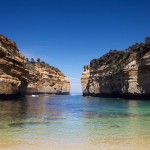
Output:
[81, 37, 150, 98]
[0, 34, 70, 98]
[27, 62, 70, 94]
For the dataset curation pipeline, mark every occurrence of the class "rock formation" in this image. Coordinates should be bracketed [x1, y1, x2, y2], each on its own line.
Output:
[0, 34, 70, 99]
[0, 34, 28, 98]
[27, 62, 70, 94]
[81, 37, 150, 98]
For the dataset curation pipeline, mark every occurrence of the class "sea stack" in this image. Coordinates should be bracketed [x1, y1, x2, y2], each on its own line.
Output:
[0, 34, 70, 99]
[81, 37, 150, 98]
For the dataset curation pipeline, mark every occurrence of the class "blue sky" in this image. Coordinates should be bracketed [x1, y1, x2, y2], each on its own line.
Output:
[0, 0, 150, 93]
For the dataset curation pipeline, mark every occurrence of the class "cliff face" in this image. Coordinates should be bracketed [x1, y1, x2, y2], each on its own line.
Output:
[27, 62, 70, 94]
[81, 37, 150, 98]
[0, 34, 70, 98]
[0, 35, 28, 98]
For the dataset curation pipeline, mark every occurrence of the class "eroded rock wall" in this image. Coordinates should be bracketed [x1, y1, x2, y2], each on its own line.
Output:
[0, 34, 28, 98]
[81, 37, 150, 98]
[0, 34, 70, 98]
[27, 62, 70, 94]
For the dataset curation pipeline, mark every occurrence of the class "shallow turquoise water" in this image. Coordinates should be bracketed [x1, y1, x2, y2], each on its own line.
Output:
[0, 95, 150, 149]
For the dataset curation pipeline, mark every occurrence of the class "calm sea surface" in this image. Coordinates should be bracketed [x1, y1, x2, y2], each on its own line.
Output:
[0, 94, 150, 150]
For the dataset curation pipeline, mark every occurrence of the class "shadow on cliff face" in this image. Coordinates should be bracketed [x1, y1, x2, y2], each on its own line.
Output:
[85, 79, 90, 94]
[20, 80, 28, 96]
[136, 38, 150, 97]
[0, 81, 28, 100]
[93, 71, 129, 97]
[137, 62, 150, 96]
[84, 70, 130, 97]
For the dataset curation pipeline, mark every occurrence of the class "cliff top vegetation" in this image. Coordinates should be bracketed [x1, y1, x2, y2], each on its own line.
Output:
[90, 37, 150, 74]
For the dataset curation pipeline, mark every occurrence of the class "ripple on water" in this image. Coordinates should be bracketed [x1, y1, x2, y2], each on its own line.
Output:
[8, 121, 59, 128]
[109, 125, 120, 128]
[0, 95, 150, 150]
[44, 117, 66, 121]
[83, 111, 98, 119]
[98, 112, 138, 118]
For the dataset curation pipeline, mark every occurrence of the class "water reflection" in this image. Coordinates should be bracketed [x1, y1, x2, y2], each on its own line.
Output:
[0, 99, 27, 126]
[0, 95, 150, 149]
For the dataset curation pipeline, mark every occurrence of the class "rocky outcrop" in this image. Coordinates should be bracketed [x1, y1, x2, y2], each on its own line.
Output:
[0, 34, 28, 98]
[27, 62, 70, 94]
[81, 65, 90, 94]
[81, 37, 150, 98]
[0, 34, 70, 99]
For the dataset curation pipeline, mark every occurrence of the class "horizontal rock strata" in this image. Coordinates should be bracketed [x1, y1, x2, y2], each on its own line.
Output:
[27, 62, 70, 94]
[0, 34, 28, 98]
[0, 34, 70, 99]
[81, 37, 150, 98]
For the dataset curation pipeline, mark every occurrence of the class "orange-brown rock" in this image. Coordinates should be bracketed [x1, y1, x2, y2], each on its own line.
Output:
[0, 34, 70, 98]
[0, 34, 28, 98]
[27, 62, 70, 94]
[81, 37, 150, 98]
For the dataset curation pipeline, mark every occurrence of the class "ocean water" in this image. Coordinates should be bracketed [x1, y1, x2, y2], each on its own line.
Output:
[0, 94, 150, 150]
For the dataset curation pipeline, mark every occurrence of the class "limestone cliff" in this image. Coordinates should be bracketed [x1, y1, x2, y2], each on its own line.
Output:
[0, 34, 70, 98]
[0, 34, 28, 98]
[27, 62, 70, 94]
[81, 37, 150, 98]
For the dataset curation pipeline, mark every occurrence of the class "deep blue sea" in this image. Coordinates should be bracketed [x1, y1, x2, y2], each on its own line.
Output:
[0, 94, 150, 150]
